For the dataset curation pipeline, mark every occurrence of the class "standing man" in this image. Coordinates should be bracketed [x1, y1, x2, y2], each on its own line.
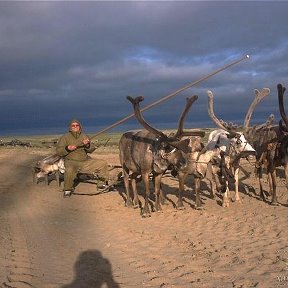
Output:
[56, 119, 110, 197]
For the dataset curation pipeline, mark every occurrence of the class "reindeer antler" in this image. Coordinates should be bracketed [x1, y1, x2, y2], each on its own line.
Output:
[173, 96, 197, 138]
[243, 88, 270, 131]
[207, 90, 238, 135]
[127, 95, 191, 153]
[277, 83, 288, 127]
[127, 95, 167, 140]
[171, 95, 205, 139]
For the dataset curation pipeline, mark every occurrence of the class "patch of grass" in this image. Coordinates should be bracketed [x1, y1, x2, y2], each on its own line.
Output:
[0, 128, 213, 152]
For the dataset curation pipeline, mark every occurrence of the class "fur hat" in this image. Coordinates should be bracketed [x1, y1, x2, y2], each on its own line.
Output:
[69, 119, 82, 131]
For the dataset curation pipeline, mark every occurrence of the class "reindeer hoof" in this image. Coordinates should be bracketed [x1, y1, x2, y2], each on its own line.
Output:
[125, 201, 134, 208]
[155, 206, 163, 213]
[141, 213, 151, 218]
[195, 206, 203, 210]
[141, 207, 151, 218]
[176, 201, 185, 210]
[258, 192, 267, 202]
[271, 201, 281, 206]
[195, 200, 203, 209]
[222, 201, 230, 208]
[161, 199, 169, 206]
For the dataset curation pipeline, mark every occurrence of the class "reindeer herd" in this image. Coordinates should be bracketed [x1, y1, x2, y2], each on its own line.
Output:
[34, 83, 288, 217]
[119, 83, 288, 217]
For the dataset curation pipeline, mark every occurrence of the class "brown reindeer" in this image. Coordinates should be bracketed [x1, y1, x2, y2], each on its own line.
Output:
[119, 95, 203, 217]
[276, 83, 288, 191]
[241, 87, 285, 205]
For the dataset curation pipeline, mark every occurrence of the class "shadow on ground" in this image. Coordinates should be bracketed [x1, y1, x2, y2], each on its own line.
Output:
[61, 249, 120, 288]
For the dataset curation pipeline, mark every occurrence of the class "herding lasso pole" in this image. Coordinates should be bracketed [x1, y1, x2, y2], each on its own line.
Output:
[90, 54, 250, 139]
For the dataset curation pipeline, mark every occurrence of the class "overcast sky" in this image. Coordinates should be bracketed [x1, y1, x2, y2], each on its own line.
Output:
[0, 1, 288, 136]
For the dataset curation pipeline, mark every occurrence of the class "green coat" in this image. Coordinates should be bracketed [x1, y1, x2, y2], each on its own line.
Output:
[56, 131, 96, 161]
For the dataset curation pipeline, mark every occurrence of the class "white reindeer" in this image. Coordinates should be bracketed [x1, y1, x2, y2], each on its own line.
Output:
[206, 90, 256, 207]
[33, 154, 65, 186]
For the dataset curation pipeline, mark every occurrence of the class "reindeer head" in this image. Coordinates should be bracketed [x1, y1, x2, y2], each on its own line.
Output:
[207, 90, 256, 157]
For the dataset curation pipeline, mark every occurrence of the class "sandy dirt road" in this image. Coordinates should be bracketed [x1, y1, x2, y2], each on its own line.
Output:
[0, 148, 288, 288]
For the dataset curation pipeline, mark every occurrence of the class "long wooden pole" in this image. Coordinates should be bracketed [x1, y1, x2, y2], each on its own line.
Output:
[90, 54, 250, 139]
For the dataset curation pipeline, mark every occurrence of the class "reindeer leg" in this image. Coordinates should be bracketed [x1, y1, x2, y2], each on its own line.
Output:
[234, 167, 242, 203]
[177, 171, 187, 209]
[141, 172, 151, 218]
[270, 170, 280, 206]
[206, 163, 217, 199]
[154, 174, 163, 213]
[209, 176, 217, 200]
[257, 167, 267, 202]
[194, 177, 203, 209]
[123, 168, 133, 208]
[159, 182, 167, 205]
[284, 163, 288, 192]
[267, 172, 273, 196]
[214, 174, 223, 196]
[131, 172, 140, 208]
[222, 182, 230, 208]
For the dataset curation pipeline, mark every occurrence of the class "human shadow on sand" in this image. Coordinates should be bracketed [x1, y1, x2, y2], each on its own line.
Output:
[61, 249, 120, 288]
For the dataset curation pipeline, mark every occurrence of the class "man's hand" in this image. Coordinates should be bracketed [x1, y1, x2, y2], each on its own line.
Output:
[82, 138, 90, 146]
[67, 145, 77, 151]
[82, 138, 90, 147]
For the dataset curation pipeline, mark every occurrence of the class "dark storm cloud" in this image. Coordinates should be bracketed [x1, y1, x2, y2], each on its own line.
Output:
[0, 1, 287, 135]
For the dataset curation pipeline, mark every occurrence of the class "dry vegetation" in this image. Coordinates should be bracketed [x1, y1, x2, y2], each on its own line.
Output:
[0, 128, 214, 151]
